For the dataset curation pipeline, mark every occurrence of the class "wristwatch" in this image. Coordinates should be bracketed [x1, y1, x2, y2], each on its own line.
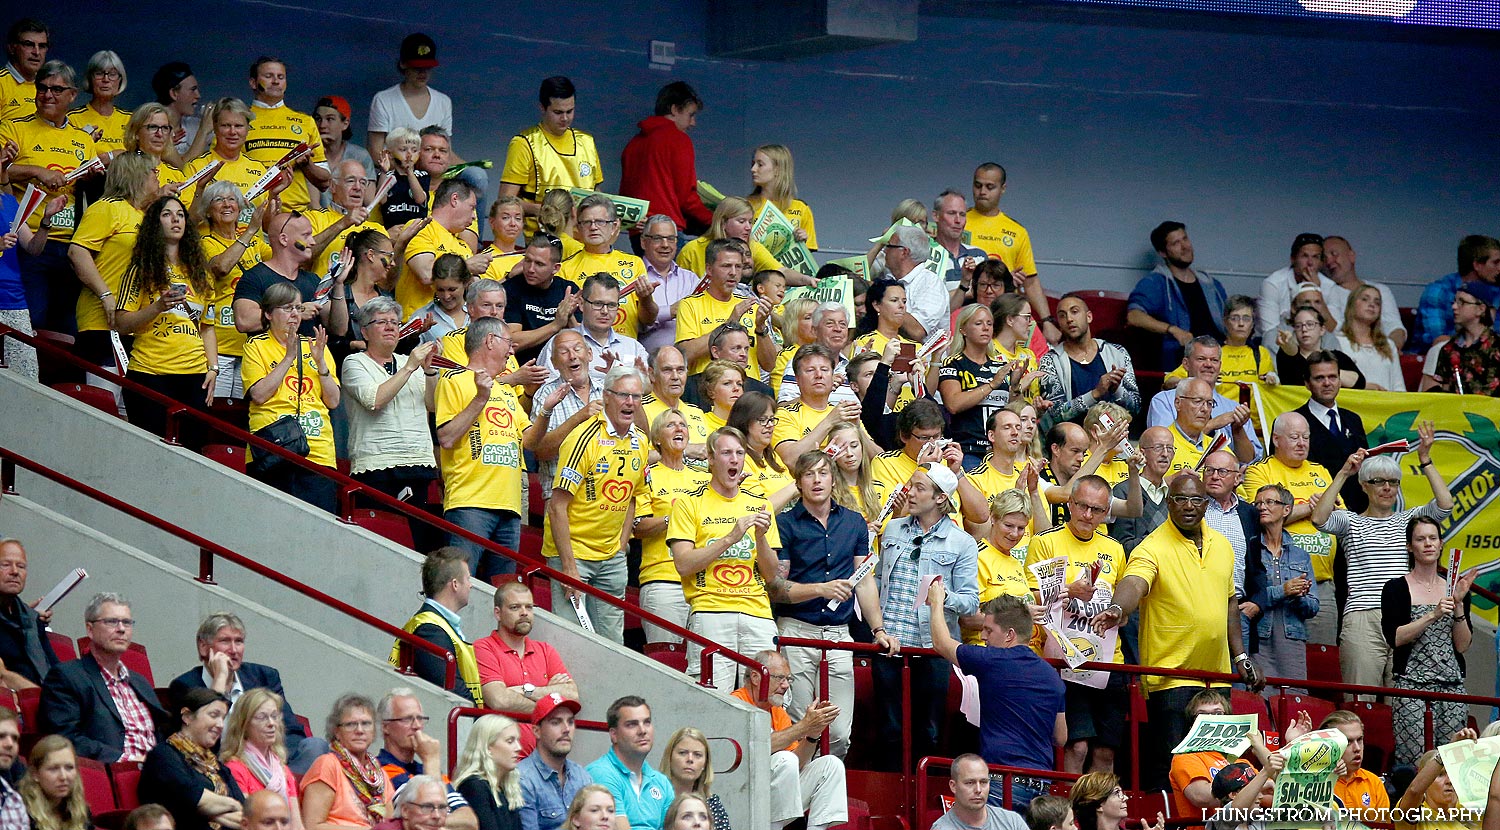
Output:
[521, 683, 536, 699]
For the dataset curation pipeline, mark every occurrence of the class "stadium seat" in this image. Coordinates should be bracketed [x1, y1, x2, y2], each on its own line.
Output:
[1230, 689, 1272, 732]
[0, 689, 16, 724]
[34, 330, 81, 385]
[643, 641, 688, 672]
[1400, 353, 1423, 392]
[832, 797, 873, 830]
[15, 687, 40, 733]
[528, 473, 545, 526]
[78, 757, 116, 814]
[1305, 643, 1341, 701]
[209, 396, 249, 433]
[844, 656, 881, 771]
[48, 630, 77, 661]
[108, 761, 142, 810]
[76, 638, 155, 686]
[1268, 693, 1334, 734]
[1127, 790, 1173, 823]
[1345, 700, 1395, 773]
[201, 443, 247, 473]
[348, 508, 415, 548]
[50, 383, 121, 417]
[624, 585, 642, 632]
[520, 525, 544, 560]
[296, 714, 313, 738]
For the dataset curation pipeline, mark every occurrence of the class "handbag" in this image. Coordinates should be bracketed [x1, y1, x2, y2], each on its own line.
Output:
[248, 342, 310, 477]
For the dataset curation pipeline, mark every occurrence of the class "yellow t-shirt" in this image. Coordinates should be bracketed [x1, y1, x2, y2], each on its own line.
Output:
[637, 461, 713, 585]
[965, 209, 1037, 276]
[1122, 521, 1236, 693]
[967, 539, 1033, 645]
[640, 395, 709, 445]
[771, 399, 832, 451]
[542, 413, 649, 562]
[1167, 422, 1209, 475]
[1239, 456, 1340, 583]
[201, 228, 272, 359]
[872, 450, 964, 522]
[0, 114, 101, 243]
[68, 104, 131, 155]
[481, 252, 525, 282]
[399, 221, 470, 318]
[702, 408, 728, 433]
[243, 103, 325, 212]
[675, 291, 764, 376]
[241, 333, 339, 468]
[967, 455, 1024, 512]
[666, 483, 782, 617]
[435, 369, 531, 513]
[558, 249, 651, 340]
[1094, 458, 1130, 487]
[743, 453, 794, 505]
[1024, 525, 1125, 661]
[305, 208, 386, 279]
[179, 152, 271, 224]
[117, 268, 212, 375]
[994, 341, 1041, 400]
[769, 345, 799, 399]
[675, 235, 785, 277]
[0, 71, 33, 122]
[501, 125, 602, 234]
[1166, 344, 1275, 400]
[70, 198, 143, 332]
[748, 196, 818, 251]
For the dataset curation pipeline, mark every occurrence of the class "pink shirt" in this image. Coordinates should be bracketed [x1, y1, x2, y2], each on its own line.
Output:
[472, 633, 568, 688]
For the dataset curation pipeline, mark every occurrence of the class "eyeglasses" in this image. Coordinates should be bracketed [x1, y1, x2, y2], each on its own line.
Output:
[142, 124, 173, 134]
[883, 242, 906, 251]
[383, 715, 431, 727]
[605, 389, 643, 401]
[1455, 296, 1486, 307]
[1068, 501, 1109, 516]
[408, 803, 450, 815]
[755, 415, 779, 426]
[273, 303, 300, 314]
[1293, 322, 1322, 331]
[1253, 500, 1291, 509]
[909, 535, 927, 561]
[91, 69, 122, 80]
[768, 673, 794, 686]
[579, 218, 618, 228]
[1168, 495, 1209, 507]
[366, 319, 401, 328]
[338, 720, 375, 730]
[642, 234, 675, 243]
[1225, 314, 1255, 324]
[1179, 397, 1213, 409]
[35, 84, 74, 97]
[1140, 443, 1173, 453]
[1366, 477, 1401, 488]
[250, 712, 280, 725]
[89, 617, 135, 628]
[582, 299, 622, 312]
[1202, 466, 1237, 478]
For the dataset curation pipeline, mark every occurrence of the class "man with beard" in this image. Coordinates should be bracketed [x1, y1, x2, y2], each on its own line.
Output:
[732, 650, 846, 830]
[1127, 222, 1229, 371]
[474, 582, 577, 717]
[1092, 474, 1263, 790]
[1037, 294, 1139, 430]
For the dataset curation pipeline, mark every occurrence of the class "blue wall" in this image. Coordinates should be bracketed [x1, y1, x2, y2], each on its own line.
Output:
[57, 0, 1500, 302]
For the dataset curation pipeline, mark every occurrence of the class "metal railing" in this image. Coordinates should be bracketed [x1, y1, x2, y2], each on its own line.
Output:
[0, 324, 769, 694]
[0, 445, 457, 688]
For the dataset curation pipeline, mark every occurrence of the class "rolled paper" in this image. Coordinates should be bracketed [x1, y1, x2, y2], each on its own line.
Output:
[175, 159, 223, 192]
[243, 166, 283, 201]
[1366, 438, 1413, 457]
[1450, 351, 1465, 396]
[429, 354, 470, 372]
[370, 171, 397, 206]
[10, 184, 44, 234]
[916, 330, 951, 360]
[36, 568, 88, 613]
[397, 316, 426, 340]
[313, 276, 336, 301]
[1447, 549, 1463, 596]
[1193, 432, 1231, 471]
[690, 274, 712, 296]
[62, 156, 105, 183]
[1097, 412, 1139, 463]
[569, 593, 596, 633]
[274, 141, 312, 168]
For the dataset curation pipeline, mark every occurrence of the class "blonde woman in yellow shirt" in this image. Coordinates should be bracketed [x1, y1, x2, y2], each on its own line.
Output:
[698, 359, 744, 433]
[67, 151, 159, 369]
[113, 196, 216, 445]
[747, 144, 817, 250]
[676, 197, 813, 284]
[827, 421, 878, 522]
[991, 293, 1045, 399]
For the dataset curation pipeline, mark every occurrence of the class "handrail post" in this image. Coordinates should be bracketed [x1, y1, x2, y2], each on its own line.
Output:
[161, 404, 186, 446]
[1, 458, 13, 495]
[197, 548, 217, 584]
[818, 646, 831, 749]
[902, 653, 913, 816]
[700, 646, 716, 689]
[339, 484, 358, 522]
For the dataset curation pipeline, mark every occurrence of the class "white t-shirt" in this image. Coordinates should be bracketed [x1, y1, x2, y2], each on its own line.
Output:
[367, 83, 453, 134]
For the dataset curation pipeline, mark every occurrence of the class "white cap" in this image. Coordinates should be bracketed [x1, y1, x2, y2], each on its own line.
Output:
[923, 462, 959, 497]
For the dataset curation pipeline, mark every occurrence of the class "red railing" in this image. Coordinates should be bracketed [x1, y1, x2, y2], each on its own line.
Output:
[445, 706, 745, 775]
[0, 325, 768, 694]
[0, 445, 457, 688]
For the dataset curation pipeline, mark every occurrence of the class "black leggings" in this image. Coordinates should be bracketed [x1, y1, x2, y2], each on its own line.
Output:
[123, 370, 211, 449]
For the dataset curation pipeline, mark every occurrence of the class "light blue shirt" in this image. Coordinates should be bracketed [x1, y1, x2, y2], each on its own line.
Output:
[1145, 387, 1264, 460]
[586, 748, 671, 830]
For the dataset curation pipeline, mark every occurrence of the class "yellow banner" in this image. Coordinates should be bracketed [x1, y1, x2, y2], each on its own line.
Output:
[1258, 385, 1500, 621]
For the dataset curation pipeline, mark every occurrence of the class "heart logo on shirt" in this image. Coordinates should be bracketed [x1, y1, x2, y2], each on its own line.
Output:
[601, 479, 632, 503]
[484, 406, 512, 430]
[285, 375, 314, 397]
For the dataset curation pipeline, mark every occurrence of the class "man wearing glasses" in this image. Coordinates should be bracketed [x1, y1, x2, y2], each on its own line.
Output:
[379, 777, 456, 830]
[306, 159, 385, 278]
[377, 691, 478, 830]
[535, 273, 648, 384]
[1146, 337, 1259, 462]
[861, 462, 978, 770]
[1024, 474, 1127, 776]
[881, 223, 947, 342]
[636, 216, 699, 352]
[558, 194, 658, 342]
[40, 593, 168, 762]
[1092, 474, 1263, 790]
[732, 650, 847, 830]
[543, 365, 650, 644]
[1238, 412, 1340, 646]
[1199, 449, 1263, 648]
[1164, 378, 1233, 474]
[0, 19, 47, 120]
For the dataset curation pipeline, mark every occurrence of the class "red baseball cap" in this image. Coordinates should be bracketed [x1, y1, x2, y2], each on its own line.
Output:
[532, 693, 581, 725]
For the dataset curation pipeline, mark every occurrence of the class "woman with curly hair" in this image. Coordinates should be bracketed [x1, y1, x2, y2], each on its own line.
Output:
[113, 195, 217, 444]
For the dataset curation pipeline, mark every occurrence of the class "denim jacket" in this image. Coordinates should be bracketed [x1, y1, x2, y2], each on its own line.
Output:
[1245, 531, 1319, 643]
[877, 515, 979, 647]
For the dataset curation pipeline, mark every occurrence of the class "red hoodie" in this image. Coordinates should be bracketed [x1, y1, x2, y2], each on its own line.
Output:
[618, 115, 713, 235]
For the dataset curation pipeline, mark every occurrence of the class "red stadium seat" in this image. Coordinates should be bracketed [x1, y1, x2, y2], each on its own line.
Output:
[1305, 644, 1341, 702]
[34, 330, 81, 385]
[78, 758, 116, 814]
[624, 586, 642, 632]
[1268, 693, 1335, 734]
[48, 631, 77, 661]
[0, 689, 17, 723]
[528, 473, 545, 527]
[1230, 689, 1272, 732]
[520, 525, 544, 560]
[844, 656, 881, 771]
[1127, 790, 1173, 823]
[209, 396, 249, 433]
[1400, 353, 1423, 392]
[1345, 700, 1395, 773]
[643, 642, 688, 672]
[296, 714, 313, 738]
[108, 761, 141, 810]
[50, 383, 121, 417]
[16, 688, 40, 733]
[76, 639, 155, 686]
[348, 509, 415, 548]
[201, 443, 247, 473]
[832, 797, 873, 830]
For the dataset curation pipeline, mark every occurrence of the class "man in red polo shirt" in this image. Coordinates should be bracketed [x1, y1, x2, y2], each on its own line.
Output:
[474, 582, 579, 716]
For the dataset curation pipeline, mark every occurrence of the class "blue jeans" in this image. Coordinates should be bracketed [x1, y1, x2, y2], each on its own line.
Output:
[444, 507, 519, 581]
[990, 781, 1044, 814]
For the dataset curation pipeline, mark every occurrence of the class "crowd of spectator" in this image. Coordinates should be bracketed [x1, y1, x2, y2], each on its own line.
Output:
[2, 14, 1500, 830]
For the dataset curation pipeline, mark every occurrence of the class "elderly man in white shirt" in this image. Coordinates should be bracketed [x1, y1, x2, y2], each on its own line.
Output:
[778, 302, 858, 405]
[883, 224, 948, 341]
[637, 215, 702, 352]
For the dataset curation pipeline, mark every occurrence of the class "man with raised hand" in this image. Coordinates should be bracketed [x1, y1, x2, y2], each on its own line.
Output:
[771, 344, 863, 467]
[732, 650, 846, 830]
[1037, 294, 1139, 430]
[399, 178, 490, 318]
[1145, 337, 1259, 462]
[557, 193, 657, 342]
[534, 273, 648, 384]
[543, 366, 650, 644]
[675, 239, 774, 378]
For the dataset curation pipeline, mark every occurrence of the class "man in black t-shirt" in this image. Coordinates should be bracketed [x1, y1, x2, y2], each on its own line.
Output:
[1126, 221, 1230, 371]
[232, 211, 346, 338]
[503, 235, 580, 365]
